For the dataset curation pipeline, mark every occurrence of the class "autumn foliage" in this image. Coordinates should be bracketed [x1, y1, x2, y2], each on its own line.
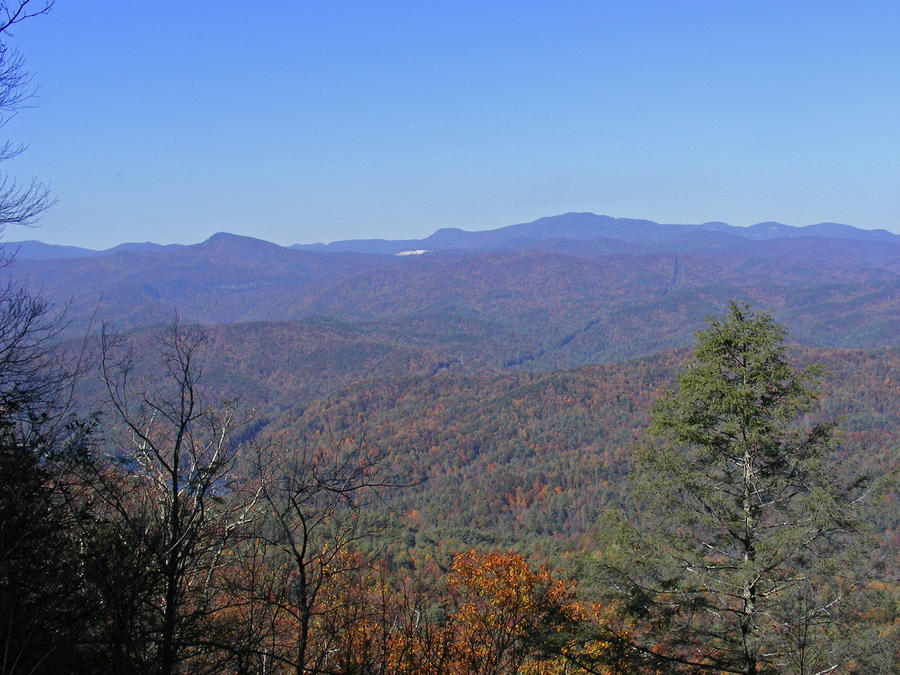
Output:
[444, 550, 578, 674]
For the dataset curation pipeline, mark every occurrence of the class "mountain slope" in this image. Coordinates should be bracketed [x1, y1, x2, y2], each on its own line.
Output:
[9, 233, 900, 364]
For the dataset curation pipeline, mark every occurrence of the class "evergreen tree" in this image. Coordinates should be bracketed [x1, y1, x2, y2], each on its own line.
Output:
[597, 302, 883, 674]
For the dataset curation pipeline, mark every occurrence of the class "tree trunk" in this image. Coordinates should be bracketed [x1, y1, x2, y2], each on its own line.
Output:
[741, 438, 757, 675]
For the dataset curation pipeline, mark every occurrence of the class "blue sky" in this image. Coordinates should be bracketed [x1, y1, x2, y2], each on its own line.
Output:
[4, 1, 900, 248]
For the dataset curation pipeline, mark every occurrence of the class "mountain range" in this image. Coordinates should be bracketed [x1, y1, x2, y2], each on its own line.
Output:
[11, 212, 899, 260]
[6, 211, 898, 559]
[5, 213, 899, 369]
[293, 213, 898, 255]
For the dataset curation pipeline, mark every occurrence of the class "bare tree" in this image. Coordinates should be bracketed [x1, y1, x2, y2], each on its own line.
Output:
[0, 284, 74, 426]
[0, 1, 55, 231]
[0, 282, 88, 675]
[232, 431, 404, 675]
[0, 3, 92, 658]
[91, 321, 259, 674]
[0, 228, 91, 672]
[0, 5, 113, 674]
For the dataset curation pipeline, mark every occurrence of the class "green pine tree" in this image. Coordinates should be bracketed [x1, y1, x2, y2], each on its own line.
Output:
[595, 302, 887, 674]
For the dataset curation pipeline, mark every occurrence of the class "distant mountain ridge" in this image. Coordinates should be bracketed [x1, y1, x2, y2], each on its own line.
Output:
[7, 213, 898, 259]
[292, 213, 899, 255]
[5, 212, 900, 367]
[8, 239, 184, 260]
[4, 224, 899, 361]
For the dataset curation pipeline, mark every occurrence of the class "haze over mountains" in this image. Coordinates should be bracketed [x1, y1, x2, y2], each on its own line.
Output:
[292, 212, 898, 255]
[9, 210, 899, 571]
[7, 213, 900, 373]
[12, 212, 900, 260]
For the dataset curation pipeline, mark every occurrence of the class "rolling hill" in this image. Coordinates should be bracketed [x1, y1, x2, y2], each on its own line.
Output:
[7, 214, 900, 367]
[11, 211, 897, 575]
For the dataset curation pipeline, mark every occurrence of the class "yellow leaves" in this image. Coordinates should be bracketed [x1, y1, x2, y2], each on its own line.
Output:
[209, 543, 637, 674]
[444, 550, 579, 674]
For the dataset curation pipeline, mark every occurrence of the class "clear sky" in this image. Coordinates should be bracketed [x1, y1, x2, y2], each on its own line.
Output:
[3, 1, 899, 248]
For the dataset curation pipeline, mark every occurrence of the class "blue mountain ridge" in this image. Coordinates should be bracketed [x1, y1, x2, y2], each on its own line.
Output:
[6, 213, 897, 260]
[293, 213, 898, 254]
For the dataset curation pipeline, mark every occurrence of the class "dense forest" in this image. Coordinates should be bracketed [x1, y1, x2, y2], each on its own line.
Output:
[3, 297, 897, 674]
[2, 2, 899, 672]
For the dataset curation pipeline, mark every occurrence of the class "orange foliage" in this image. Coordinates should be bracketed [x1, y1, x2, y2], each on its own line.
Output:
[445, 550, 578, 675]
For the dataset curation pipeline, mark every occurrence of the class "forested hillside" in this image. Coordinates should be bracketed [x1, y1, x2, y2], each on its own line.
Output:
[3, 0, 898, 669]
[10, 216, 900, 364]
[5, 218, 900, 673]
[71, 322, 899, 560]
